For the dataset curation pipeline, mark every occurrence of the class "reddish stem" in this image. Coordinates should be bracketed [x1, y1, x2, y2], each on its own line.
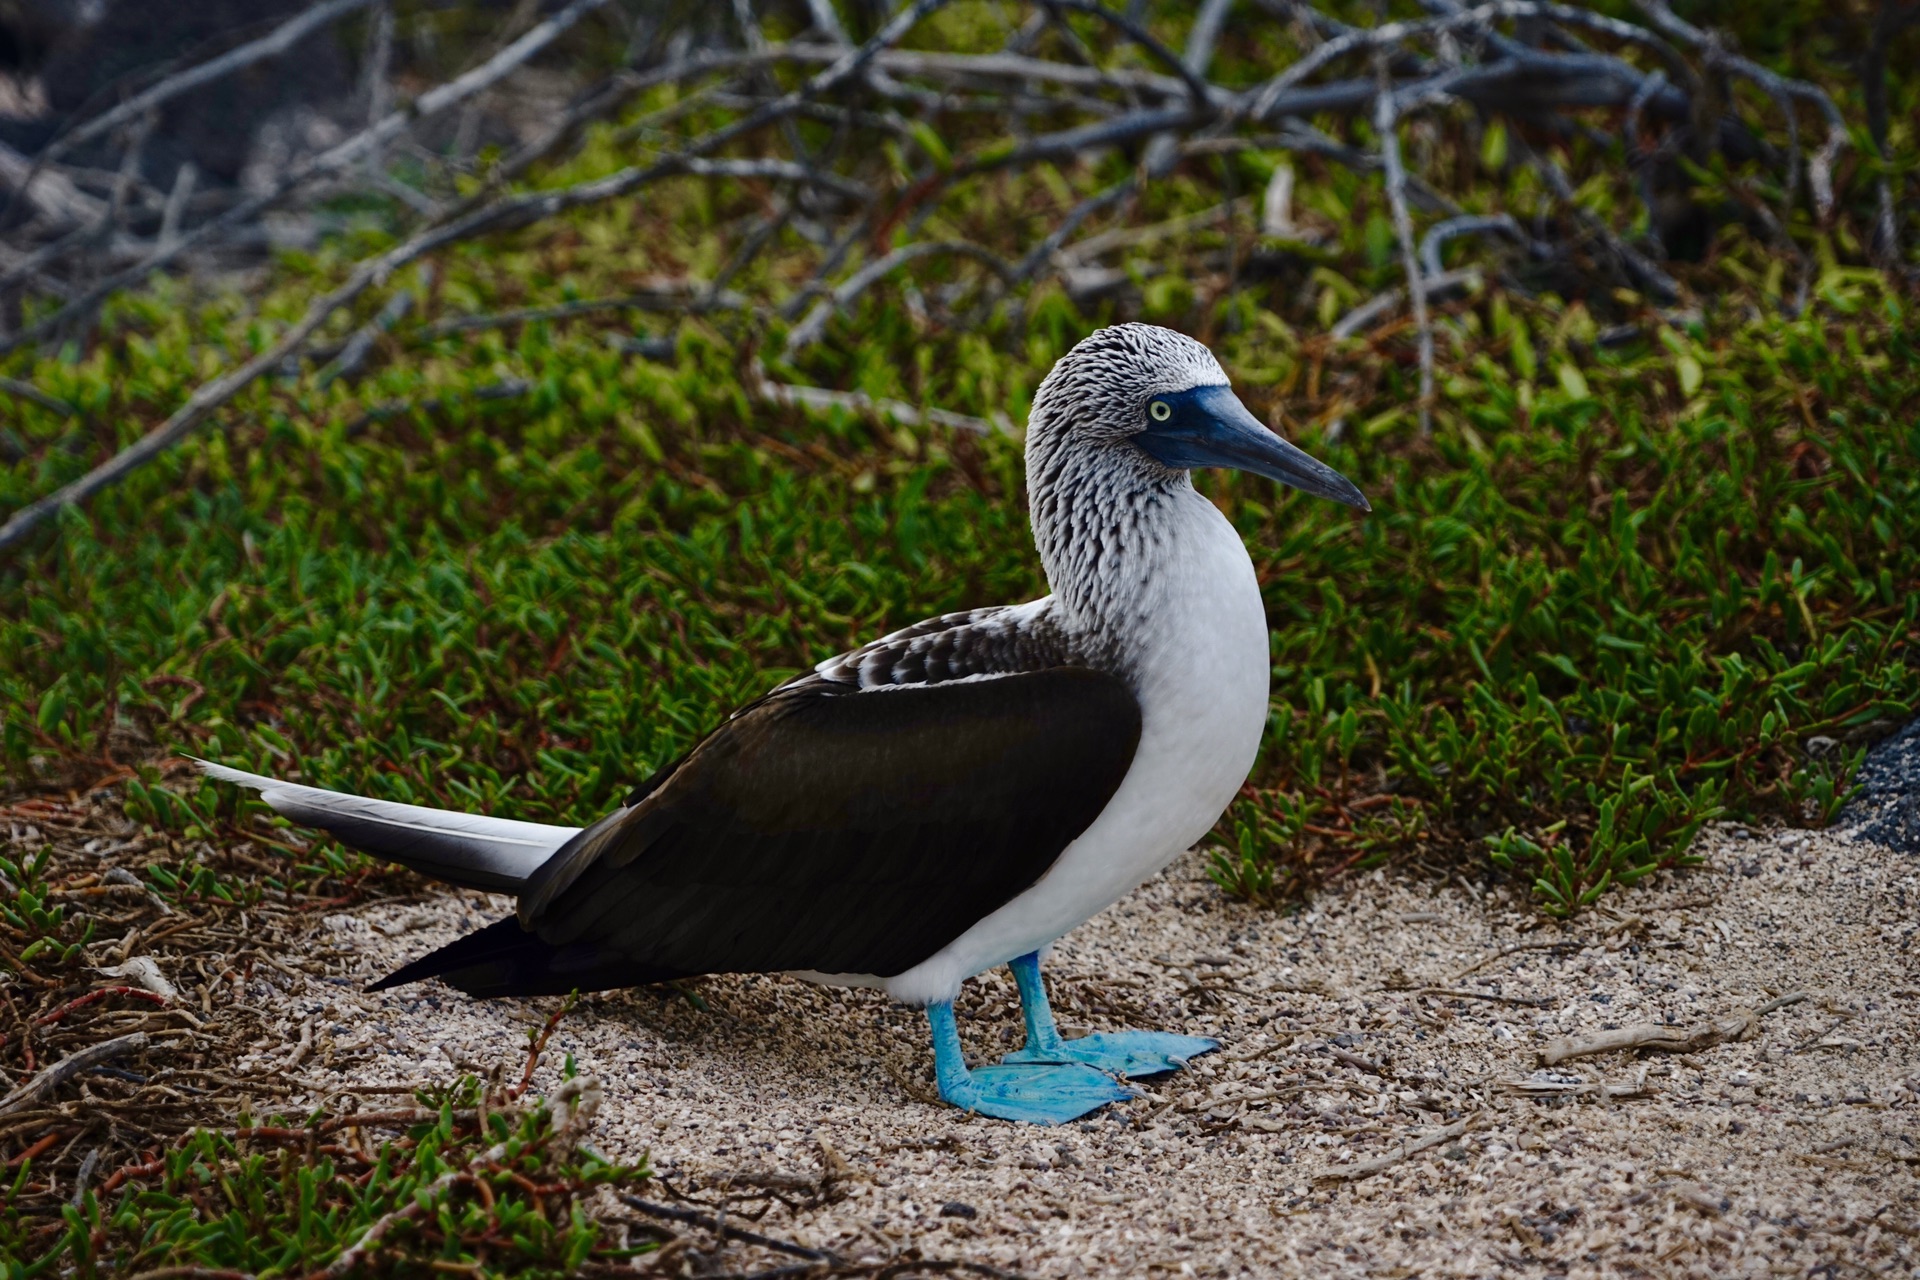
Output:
[41, 985, 169, 1024]
[5, 1132, 61, 1167]
[509, 999, 574, 1100]
[97, 1152, 166, 1195]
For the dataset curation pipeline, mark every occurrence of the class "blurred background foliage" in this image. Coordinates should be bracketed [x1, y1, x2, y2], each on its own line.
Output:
[0, 0, 1914, 919]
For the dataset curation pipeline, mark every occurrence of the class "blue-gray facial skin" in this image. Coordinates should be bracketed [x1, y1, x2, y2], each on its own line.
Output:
[1132, 383, 1370, 511]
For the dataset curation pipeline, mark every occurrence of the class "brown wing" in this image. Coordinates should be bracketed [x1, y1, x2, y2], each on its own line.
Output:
[510, 665, 1141, 981]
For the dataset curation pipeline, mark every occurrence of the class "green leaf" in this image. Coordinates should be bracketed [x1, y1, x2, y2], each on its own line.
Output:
[1481, 121, 1508, 171]
[1676, 354, 1704, 396]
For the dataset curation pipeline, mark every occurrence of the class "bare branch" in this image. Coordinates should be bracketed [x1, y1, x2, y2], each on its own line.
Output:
[0, 376, 77, 418]
[0, 0, 1884, 548]
[1331, 269, 1482, 340]
[345, 378, 533, 437]
[0, 1, 958, 547]
[0, 1033, 148, 1116]
[987, 174, 1141, 319]
[1246, 1, 1688, 122]
[1418, 213, 1527, 277]
[1375, 78, 1434, 436]
[1623, 68, 1670, 259]
[42, 0, 381, 168]
[0, 267, 387, 551]
[1634, 0, 1848, 219]
[1511, 129, 1679, 301]
[1143, 0, 1239, 173]
[0, 142, 106, 228]
[420, 287, 755, 341]
[156, 162, 198, 255]
[1862, 0, 1908, 268]
[1541, 992, 1808, 1065]
[0, 0, 613, 356]
[0, 215, 101, 299]
[752, 363, 1009, 436]
[1040, 0, 1220, 108]
[804, 0, 852, 45]
[317, 272, 424, 389]
[786, 240, 1016, 353]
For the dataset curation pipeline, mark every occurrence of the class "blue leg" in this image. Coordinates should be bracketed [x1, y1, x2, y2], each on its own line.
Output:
[926, 1000, 1134, 1125]
[999, 951, 1218, 1078]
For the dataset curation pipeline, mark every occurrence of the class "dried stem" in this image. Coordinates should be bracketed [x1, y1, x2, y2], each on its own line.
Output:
[1317, 1112, 1481, 1181]
[1540, 991, 1809, 1065]
[0, 1033, 148, 1116]
[1375, 76, 1432, 436]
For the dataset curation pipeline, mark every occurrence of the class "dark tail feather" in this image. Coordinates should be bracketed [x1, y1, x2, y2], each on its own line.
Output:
[370, 916, 689, 998]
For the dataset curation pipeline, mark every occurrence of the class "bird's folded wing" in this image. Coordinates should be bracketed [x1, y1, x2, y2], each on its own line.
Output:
[517, 665, 1142, 979]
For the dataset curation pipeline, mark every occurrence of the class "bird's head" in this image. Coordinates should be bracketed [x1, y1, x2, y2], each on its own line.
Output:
[1026, 323, 1369, 512]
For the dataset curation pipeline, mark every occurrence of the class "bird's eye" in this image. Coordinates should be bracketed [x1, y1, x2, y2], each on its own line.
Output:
[1149, 400, 1171, 422]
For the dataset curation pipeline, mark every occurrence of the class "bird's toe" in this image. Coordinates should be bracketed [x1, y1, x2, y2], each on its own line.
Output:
[1001, 1030, 1219, 1078]
[938, 1062, 1136, 1125]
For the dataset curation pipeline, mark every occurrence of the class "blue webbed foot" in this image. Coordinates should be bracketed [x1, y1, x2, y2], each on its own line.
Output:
[1001, 1029, 1219, 1078]
[938, 1061, 1137, 1125]
[1001, 951, 1219, 1079]
[926, 999, 1136, 1125]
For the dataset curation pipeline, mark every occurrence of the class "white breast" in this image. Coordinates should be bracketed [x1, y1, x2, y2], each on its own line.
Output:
[880, 488, 1271, 1005]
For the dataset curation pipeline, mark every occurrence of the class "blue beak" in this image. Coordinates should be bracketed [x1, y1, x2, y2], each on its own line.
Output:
[1132, 384, 1370, 512]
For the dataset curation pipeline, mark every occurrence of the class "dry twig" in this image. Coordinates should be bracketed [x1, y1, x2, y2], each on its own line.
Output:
[39, 0, 382, 170]
[1539, 991, 1809, 1065]
[0, 0, 613, 357]
[0, 1032, 149, 1117]
[1374, 67, 1432, 435]
[754, 367, 1008, 436]
[1317, 1112, 1482, 1182]
[0, 375, 76, 418]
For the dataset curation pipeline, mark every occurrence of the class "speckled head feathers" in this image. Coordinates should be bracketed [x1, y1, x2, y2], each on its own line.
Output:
[1020, 325, 1240, 623]
[1027, 324, 1228, 450]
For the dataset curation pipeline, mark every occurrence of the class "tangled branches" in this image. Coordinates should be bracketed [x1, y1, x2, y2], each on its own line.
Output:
[0, 0, 1885, 551]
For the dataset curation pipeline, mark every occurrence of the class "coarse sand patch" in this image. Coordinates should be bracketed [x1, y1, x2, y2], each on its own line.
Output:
[237, 824, 1917, 1277]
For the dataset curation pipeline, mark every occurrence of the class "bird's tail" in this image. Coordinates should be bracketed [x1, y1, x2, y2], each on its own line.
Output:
[195, 759, 576, 892]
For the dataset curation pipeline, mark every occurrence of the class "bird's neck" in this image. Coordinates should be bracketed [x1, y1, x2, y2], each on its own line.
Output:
[1028, 450, 1236, 654]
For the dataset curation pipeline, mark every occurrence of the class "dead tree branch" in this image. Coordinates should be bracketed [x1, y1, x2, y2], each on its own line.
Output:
[39, 0, 383, 170]
[0, 1033, 148, 1116]
[0, 0, 1894, 548]
[1374, 72, 1432, 435]
[0, 0, 614, 356]
[1540, 992, 1809, 1065]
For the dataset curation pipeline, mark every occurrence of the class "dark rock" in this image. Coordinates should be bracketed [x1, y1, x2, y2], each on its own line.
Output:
[1840, 715, 1920, 854]
[939, 1201, 977, 1219]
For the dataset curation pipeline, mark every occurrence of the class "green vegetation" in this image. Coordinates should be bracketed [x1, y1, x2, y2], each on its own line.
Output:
[1, 1065, 654, 1277]
[2, 242, 1912, 916]
[1215, 296, 1918, 908]
[4, 1, 1914, 917]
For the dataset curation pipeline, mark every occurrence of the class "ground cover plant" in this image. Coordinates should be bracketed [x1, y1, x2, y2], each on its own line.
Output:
[0, 0, 1915, 1273]
[0, 780, 661, 1277]
[4, 1049, 655, 1277]
[6, 277, 1917, 913]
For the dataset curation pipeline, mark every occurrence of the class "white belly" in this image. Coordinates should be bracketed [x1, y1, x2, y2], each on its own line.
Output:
[876, 493, 1271, 1006]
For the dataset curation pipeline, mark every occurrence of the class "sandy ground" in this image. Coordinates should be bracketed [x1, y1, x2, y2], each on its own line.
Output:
[233, 823, 1919, 1278]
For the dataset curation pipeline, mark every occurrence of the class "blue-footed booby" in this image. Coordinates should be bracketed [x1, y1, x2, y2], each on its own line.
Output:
[203, 323, 1368, 1125]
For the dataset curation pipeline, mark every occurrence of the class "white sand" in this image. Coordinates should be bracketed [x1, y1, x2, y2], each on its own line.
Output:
[240, 823, 1919, 1276]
